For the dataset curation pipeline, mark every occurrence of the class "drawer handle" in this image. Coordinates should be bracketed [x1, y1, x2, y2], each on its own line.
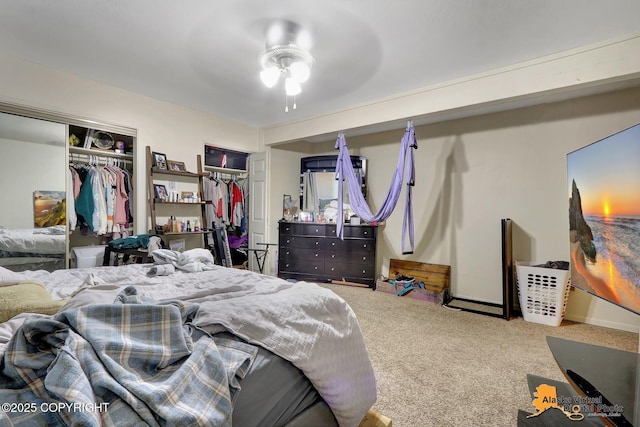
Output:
[286, 239, 291, 244]
[315, 241, 319, 245]
[331, 254, 335, 258]
[315, 253, 319, 257]
[286, 264, 290, 268]
[362, 256, 366, 260]
[363, 244, 367, 248]
[362, 270, 366, 274]
[286, 251, 290, 255]
[314, 266, 318, 270]
[331, 267, 335, 271]
[332, 242, 336, 246]
[315, 228, 319, 232]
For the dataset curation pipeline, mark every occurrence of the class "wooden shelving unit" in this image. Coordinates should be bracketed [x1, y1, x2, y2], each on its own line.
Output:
[146, 146, 210, 248]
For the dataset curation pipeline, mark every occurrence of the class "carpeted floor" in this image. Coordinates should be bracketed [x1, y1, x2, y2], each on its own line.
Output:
[320, 283, 638, 427]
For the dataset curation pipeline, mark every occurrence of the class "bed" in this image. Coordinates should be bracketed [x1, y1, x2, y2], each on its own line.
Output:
[0, 248, 378, 427]
[0, 226, 66, 272]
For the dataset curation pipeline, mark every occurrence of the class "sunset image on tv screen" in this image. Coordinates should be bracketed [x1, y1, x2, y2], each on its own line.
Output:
[567, 123, 640, 314]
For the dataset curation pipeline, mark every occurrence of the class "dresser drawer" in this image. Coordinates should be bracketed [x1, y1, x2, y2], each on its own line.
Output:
[326, 225, 375, 239]
[279, 257, 324, 274]
[279, 247, 323, 262]
[323, 238, 374, 252]
[280, 223, 327, 236]
[298, 224, 327, 236]
[325, 249, 374, 265]
[325, 261, 375, 279]
[279, 236, 323, 249]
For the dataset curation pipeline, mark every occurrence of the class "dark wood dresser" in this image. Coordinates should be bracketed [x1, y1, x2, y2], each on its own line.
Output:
[277, 221, 377, 288]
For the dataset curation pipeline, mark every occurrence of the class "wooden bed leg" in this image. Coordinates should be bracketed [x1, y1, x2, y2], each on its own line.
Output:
[358, 409, 392, 427]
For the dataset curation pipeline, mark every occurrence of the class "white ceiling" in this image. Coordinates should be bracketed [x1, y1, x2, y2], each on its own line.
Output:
[1, 1, 639, 130]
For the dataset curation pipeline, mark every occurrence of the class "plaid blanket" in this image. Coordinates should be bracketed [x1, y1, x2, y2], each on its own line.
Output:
[0, 286, 257, 426]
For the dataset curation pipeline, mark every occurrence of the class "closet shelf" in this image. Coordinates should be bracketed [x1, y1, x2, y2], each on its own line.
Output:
[152, 167, 204, 178]
[69, 146, 133, 160]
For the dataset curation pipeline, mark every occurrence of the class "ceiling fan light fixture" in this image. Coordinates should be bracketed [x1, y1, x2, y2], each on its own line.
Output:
[289, 61, 310, 83]
[259, 21, 314, 112]
[285, 76, 302, 96]
[260, 66, 281, 88]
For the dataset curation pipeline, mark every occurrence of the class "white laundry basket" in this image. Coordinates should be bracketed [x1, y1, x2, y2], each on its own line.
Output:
[516, 262, 571, 326]
[71, 245, 106, 268]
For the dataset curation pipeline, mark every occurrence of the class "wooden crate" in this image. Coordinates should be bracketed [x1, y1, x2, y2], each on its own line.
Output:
[388, 259, 450, 293]
[359, 409, 392, 427]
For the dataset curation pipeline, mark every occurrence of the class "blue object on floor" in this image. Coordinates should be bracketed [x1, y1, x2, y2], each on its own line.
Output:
[396, 283, 416, 296]
[390, 279, 416, 296]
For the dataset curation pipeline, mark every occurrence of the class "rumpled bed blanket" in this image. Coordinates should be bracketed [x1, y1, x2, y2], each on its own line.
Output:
[11, 263, 378, 427]
[0, 286, 257, 427]
[151, 248, 216, 273]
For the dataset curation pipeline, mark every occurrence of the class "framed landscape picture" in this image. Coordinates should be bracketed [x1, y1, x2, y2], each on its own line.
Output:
[33, 190, 66, 227]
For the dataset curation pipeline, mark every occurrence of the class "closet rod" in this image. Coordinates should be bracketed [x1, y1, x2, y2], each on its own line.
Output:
[204, 165, 246, 176]
[208, 171, 244, 181]
[70, 152, 133, 167]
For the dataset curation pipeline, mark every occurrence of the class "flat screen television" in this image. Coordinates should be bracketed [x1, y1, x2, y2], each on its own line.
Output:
[567, 122, 640, 315]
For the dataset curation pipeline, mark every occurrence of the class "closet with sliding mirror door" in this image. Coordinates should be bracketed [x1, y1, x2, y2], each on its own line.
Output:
[299, 155, 367, 222]
[0, 111, 66, 271]
[0, 102, 137, 271]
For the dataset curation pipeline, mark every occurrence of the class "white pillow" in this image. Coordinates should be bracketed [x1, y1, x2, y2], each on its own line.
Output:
[0, 267, 27, 286]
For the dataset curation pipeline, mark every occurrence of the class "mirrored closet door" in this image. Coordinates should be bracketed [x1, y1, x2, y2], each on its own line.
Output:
[0, 111, 67, 272]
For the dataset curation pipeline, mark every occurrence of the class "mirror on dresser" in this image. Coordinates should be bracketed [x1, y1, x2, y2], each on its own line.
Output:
[0, 111, 67, 272]
[299, 155, 367, 221]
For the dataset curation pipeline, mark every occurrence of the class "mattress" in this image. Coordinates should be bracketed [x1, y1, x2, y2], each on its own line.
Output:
[0, 226, 66, 254]
[0, 226, 66, 272]
[0, 256, 65, 272]
[211, 332, 337, 427]
[0, 259, 375, 426]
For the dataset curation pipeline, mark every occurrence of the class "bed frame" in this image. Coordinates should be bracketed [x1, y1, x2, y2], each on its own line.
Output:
[359, 409, 392, 427]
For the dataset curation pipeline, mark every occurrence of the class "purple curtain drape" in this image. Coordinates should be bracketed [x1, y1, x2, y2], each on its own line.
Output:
[334, 122, 416, 253]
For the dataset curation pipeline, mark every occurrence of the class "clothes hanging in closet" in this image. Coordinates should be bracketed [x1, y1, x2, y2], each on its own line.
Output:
[69, 161, 133, 238]
[203, 174, 246, 231]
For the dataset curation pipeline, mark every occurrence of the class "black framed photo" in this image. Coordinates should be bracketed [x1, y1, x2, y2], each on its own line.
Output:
[167, 160, 187, 172]
[154, 184, 168, 200]
[152, 152, 167, 170]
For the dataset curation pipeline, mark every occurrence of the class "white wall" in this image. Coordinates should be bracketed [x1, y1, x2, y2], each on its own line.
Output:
[0, 53, 259, 235]
[0, 138, 65, 228]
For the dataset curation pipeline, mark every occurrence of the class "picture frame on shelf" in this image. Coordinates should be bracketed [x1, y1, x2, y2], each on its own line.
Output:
[152, 152, 167, 170]
[153, 184, 168, 200]
[167, 160, 187, 172]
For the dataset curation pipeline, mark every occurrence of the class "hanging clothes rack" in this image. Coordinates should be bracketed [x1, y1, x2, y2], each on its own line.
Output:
[70, 151, 133, 168]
